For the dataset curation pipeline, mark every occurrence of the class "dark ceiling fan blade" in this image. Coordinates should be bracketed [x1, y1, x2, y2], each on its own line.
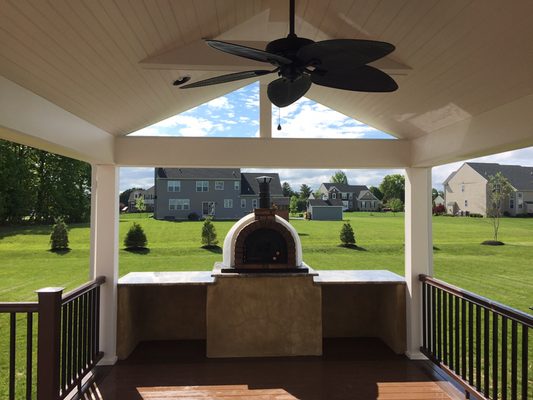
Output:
[297, 39, 395, 69]
[180, 70, 275, 89]
[206, 40, 292, 66]
[311, 65, 398, 92]
[267, 75, 312, 107]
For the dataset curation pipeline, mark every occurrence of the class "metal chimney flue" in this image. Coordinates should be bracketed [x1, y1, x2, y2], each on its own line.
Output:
[256, 176, 272, 209]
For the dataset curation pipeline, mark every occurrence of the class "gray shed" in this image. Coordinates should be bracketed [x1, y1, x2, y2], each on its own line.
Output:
[307, 199, 343, 220]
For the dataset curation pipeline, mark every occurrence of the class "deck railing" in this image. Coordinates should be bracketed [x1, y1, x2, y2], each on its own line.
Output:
[0, 277, 105, 400]
[420, 274, 532, 400]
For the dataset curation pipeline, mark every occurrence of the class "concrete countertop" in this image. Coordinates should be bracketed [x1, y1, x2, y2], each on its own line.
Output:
[118, 269, 405, 286]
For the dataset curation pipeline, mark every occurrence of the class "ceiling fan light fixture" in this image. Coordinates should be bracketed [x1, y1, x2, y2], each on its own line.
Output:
[172, 76, 191, 86]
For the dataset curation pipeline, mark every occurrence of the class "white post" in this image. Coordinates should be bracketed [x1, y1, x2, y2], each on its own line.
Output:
[404, 167, 433, 359]
[259, 82, 272, 139]
[89, 164, 119, 365]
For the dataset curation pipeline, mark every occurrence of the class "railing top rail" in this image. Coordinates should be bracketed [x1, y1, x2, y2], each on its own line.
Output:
[0, 302, 38, 313]
[62, 276, 106, 304]
[420, 274, 533, 328]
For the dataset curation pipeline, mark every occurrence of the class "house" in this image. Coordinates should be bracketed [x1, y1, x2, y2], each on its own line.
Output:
[307, 198, 344, 220]
[2, 1, 533, 399]
[433, 194, 445, 207]
[444, 162, 533, 216]
[127, 186, 155, 212]
[154, 168, 286, 220]
[317, 183, 381, 211]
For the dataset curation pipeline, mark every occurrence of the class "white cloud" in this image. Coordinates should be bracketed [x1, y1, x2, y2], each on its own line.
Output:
[206, 96, 233, 110]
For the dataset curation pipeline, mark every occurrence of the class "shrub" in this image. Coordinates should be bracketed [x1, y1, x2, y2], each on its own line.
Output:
[432, 204, 446, 215]
[340, 222, 356, 246]
[388, 198, 404, 214]
[188, 212, 200, 221]
[469, 213, 483, 218]
[50, 217, 69, 251]
[201, 217, 218, 247]
[124, 222, 148, 249]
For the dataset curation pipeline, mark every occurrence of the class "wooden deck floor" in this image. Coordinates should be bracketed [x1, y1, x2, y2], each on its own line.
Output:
[90, 339, 463, 400]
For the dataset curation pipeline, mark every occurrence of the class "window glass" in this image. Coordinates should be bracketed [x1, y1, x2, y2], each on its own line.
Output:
[241, 199, 246, 208]
[234, 181, 240, 191]
[168, 181, 180, 192]
[215, 181, 224, 190]
[224, 199, 233, 208]
[196, 181, 209, 192]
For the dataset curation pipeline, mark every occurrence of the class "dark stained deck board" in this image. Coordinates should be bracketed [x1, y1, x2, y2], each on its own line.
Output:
[94, 339, 462, 400]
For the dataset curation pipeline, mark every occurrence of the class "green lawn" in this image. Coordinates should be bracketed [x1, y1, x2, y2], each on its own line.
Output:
[1, 212, 531, 312]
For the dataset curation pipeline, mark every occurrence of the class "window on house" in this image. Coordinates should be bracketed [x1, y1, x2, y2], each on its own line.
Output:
[465, 200, 468, 207]
[461, 184, 465, 192]
[510, 198, 514, 209]
[349, 193, 353, 199]
[362, 201, 366, 208]
[224, 199, 233, 208]
[169, 199, 190, 210]
[234, 181, 240, 191]
[252, 199, 258, 209]
[332, 193, 337, 199]
[342, 193, 347, 199]
[196, 181, 209, 192]
[167, 181, 180, 192]
[241, 199, 246, 208]
[518, 192, 523, 198]
[215, 181, 224, 190]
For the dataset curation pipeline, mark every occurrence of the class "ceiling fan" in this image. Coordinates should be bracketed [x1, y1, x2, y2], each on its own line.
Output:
[179, 0, 398, 107]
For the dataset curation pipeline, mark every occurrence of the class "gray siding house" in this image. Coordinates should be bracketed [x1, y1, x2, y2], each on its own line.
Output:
[444, 162, 533, 216]
[307, 199, 343, 220]
[317, 183, 381, 211]
[154, 168, 286, 220]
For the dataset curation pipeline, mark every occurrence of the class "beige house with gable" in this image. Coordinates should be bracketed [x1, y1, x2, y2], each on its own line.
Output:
[444, 162, 533, 216]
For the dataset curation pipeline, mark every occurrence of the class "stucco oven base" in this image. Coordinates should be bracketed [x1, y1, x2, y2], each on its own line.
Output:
[207, 263, 322, 358]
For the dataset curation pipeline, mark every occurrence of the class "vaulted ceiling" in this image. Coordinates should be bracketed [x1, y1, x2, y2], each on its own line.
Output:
[1, 1, 533, 167]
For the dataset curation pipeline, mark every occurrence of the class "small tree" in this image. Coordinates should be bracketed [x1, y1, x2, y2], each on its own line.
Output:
[330, 171, 348, 184]
[289, 195, 299, 215]
[135, 196, 146, 213]
[50, 217, 69, 251]
[388, 198, 403, 214]
[340, 222, 356, 246]
[487, 172, 513, 242]
[201, 217, 218, 247]
[124, 222, 147, 249]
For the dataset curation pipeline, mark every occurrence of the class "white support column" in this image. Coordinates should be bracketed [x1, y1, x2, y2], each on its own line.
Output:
[259, 82, 272, 139]
[404, 167, 433, 359]
[89, 164, 119, 365]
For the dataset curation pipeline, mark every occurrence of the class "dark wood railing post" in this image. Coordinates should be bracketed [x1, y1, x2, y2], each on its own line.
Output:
[36, 287, 64, 400]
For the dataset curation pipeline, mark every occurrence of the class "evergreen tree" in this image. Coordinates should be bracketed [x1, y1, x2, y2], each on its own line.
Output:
[50, 217, 69, 251]
[282, 182, 295, 197]
[201, 217, 218, 247]
[124, 222, 148, 249]
[340, 222, 356, 246]
[369, 186, 384, 201]
[299, 184, 312, 199]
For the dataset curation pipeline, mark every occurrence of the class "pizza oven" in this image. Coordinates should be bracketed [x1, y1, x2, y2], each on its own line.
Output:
[220, 176, 306, 273]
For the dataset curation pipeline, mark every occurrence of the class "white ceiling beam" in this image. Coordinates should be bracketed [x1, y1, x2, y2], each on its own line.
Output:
[115, 137, 409, 169]
[411, 94, 533, 167]
[0, 76, 114, 163]
[139, 40, 410, 75]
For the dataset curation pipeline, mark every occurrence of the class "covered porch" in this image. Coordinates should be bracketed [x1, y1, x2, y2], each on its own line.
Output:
[1, 1, 533, 399]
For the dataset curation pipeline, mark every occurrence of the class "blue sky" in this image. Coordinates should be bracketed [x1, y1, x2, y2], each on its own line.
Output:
[121, 82, 533, 192]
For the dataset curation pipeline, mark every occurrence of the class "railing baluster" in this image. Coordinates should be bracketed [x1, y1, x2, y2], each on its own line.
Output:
[443, 291, 448, 365]
[501, 317, 507, 400]
[437, 288, 442, 361]
[484, 308, 490, 396]
[468, 302, 474, 385]
[96, 286, 101, 356]
[476, 305, 481, 392]
[67, 300, 73, 386]
[422, 282, 427, 350]
[73, 298, 79, 384]
[26, 312, 33, 400]
[493, 313, 498, 400]
[461, 298, 467, 380]
[511, 321, 517, 400]
[431, 285, 436, 355]
[522, 325, 528, 400]
[10, 312, 16, 400]
[61, 302, 68, 391]
[449, 293, 454, 371]
[455, 295, 460, 376]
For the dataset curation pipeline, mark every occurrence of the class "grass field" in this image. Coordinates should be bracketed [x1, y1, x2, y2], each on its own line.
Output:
[0, 212, 532, 398]
[0, 212, 531, 311]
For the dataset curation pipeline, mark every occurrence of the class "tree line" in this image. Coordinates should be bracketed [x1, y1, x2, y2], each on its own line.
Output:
[0, 140, 91, 224]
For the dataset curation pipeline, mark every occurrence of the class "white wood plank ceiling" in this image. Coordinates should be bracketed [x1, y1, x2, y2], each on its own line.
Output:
[1, 0, 533, 140]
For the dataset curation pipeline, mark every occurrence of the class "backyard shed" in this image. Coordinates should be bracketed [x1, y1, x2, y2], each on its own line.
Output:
[307, 199, 343, 220]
